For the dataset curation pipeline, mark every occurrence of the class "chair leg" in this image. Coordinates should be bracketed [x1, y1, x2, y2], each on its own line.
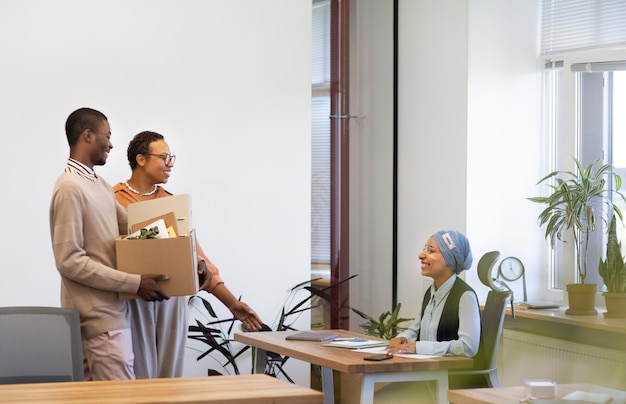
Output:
[487, 370, 499, 388]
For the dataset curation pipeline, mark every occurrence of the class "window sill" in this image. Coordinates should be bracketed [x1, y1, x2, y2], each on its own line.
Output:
[311, 265, 330, 288]
[503, 304, 626, 352]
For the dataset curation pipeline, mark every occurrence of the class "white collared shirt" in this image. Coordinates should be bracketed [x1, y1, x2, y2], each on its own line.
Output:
[65, 158, 97, 183]
[396, 274, 480, 357]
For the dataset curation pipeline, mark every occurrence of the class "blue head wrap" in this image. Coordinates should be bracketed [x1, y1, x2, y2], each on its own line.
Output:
[432, 230, 473, 274]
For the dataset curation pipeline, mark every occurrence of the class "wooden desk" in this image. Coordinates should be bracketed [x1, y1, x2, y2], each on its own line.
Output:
[234, 329, 473, 404]
[0, 374, 324, 403]
[448, 383, 626, 404]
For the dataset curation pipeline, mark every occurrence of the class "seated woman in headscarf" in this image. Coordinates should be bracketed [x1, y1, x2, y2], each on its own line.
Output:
[385, 229, 480, 357]
[373, 230, 481, 403]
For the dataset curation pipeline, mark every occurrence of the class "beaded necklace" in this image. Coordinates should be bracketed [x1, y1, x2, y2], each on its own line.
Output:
[124, 181, 158, 196]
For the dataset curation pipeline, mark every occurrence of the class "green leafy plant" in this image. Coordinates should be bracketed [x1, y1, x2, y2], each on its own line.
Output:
[260, 275, 355, 379]
[187, 295, 250, 376]
[126, 226, 160, 240]
[528, 156, 626, 284]
[351, 303, 412, 340]
[598, 214, 626, 293]
[187, 275, 357, 378]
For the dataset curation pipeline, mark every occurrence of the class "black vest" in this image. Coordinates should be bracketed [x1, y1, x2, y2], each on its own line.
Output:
[418, 277, 485, 369]
[418, 277, 475, 341]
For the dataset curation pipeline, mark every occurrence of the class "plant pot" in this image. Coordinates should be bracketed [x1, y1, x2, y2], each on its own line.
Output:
[603, 292, 626, 318]
[565, 284, 598, 315]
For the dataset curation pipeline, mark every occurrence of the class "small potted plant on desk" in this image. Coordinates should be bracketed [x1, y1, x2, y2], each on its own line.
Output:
[528, 156, 626, 315]
[598, 214, 626, 318]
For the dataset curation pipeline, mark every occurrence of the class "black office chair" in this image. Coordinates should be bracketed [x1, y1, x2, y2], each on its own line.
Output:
[448, 251, 511, 389]
[0, 306, 84, 384]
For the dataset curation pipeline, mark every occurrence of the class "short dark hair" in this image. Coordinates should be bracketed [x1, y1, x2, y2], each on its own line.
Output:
[65, 108, 108, 146]
[127, 131, 165, 170]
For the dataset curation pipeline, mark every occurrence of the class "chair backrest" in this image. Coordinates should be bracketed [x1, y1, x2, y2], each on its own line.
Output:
[475, 290, 510, 371]
[0, 306, 84, 384]
[477, 251, 502, 292]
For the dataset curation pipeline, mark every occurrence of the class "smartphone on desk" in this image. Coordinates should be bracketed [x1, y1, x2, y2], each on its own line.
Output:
[363, 354, 393, 361]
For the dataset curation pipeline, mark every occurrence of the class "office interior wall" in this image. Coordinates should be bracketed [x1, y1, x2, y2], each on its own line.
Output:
[0, 0, 311, 381]
[395, 0, 470, 318]
[349, 0, 544, 328]
[349, 0, 470, 326]
[348, 0, 395, 331]
[466, 0, 543, 304]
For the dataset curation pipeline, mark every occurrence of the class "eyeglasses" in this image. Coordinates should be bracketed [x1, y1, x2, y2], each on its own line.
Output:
[146, 153, 176, 166]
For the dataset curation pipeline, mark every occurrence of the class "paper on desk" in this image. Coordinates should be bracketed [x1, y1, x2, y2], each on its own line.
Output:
[354, 346, 440, 359]
[322, 339, 389, 349]
[562, 391, 614, 403]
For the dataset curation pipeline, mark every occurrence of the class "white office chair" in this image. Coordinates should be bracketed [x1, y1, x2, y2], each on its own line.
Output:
[0, 306, 84, 384]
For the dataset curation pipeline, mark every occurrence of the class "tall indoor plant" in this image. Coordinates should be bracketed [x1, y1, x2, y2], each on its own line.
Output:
[528, 157, 626, 315]
[598, 214, 626, 318]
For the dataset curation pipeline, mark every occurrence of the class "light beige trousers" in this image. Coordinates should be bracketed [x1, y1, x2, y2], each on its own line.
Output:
[82, 328, 134, 380]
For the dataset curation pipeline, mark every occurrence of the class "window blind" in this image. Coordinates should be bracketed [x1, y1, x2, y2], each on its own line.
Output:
[542, 0, 626, 56]
[311, 0, 331, 264]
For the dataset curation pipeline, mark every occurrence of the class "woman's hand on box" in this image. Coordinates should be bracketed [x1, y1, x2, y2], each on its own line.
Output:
[197, 260, 213, 291]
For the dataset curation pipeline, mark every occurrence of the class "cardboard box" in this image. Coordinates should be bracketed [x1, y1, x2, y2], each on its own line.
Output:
[128, 194, 192, 235]
[116, 194, 197, 298]
[116, 229, 198, 299]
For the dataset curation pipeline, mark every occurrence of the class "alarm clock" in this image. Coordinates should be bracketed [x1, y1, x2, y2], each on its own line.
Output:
[498, 256, 527, 301]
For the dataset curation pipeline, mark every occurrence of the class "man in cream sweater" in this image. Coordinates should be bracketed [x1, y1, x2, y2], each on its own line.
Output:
[49, 107, 169, 380]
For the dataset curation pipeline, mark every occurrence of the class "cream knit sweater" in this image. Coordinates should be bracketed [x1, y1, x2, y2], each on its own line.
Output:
[50, 172, 141, 339]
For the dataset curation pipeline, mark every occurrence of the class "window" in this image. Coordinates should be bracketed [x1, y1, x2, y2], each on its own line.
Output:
[545, 59, 626, 290]
[547, 62, 626, 290]
[578, 65, 626, 286]
[311, 0, 331, 268]
[542, 0, 626, 291]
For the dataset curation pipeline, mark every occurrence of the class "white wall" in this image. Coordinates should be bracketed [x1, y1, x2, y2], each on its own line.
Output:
[349, 0, 544, 327]
[466, 0, 543, 304]
[349, 0, 395, 331]
[0, 0, 311, 381]
[396, 0, 470, 316]
[350, 0, 472, 327]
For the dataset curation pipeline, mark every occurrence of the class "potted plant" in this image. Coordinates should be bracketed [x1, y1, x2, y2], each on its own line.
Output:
[351, 303, 413, 339]
[598, 214, 626, 318]
[528, 156, 626, 315]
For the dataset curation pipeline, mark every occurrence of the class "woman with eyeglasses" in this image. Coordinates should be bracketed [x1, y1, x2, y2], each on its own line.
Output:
[385, 230, 480, 358]
[374, 230, 481, 403]
[113, 131, 262, 379]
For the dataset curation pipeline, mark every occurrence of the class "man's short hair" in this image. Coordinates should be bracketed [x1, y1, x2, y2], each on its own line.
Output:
[65, 108, 108, 146]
